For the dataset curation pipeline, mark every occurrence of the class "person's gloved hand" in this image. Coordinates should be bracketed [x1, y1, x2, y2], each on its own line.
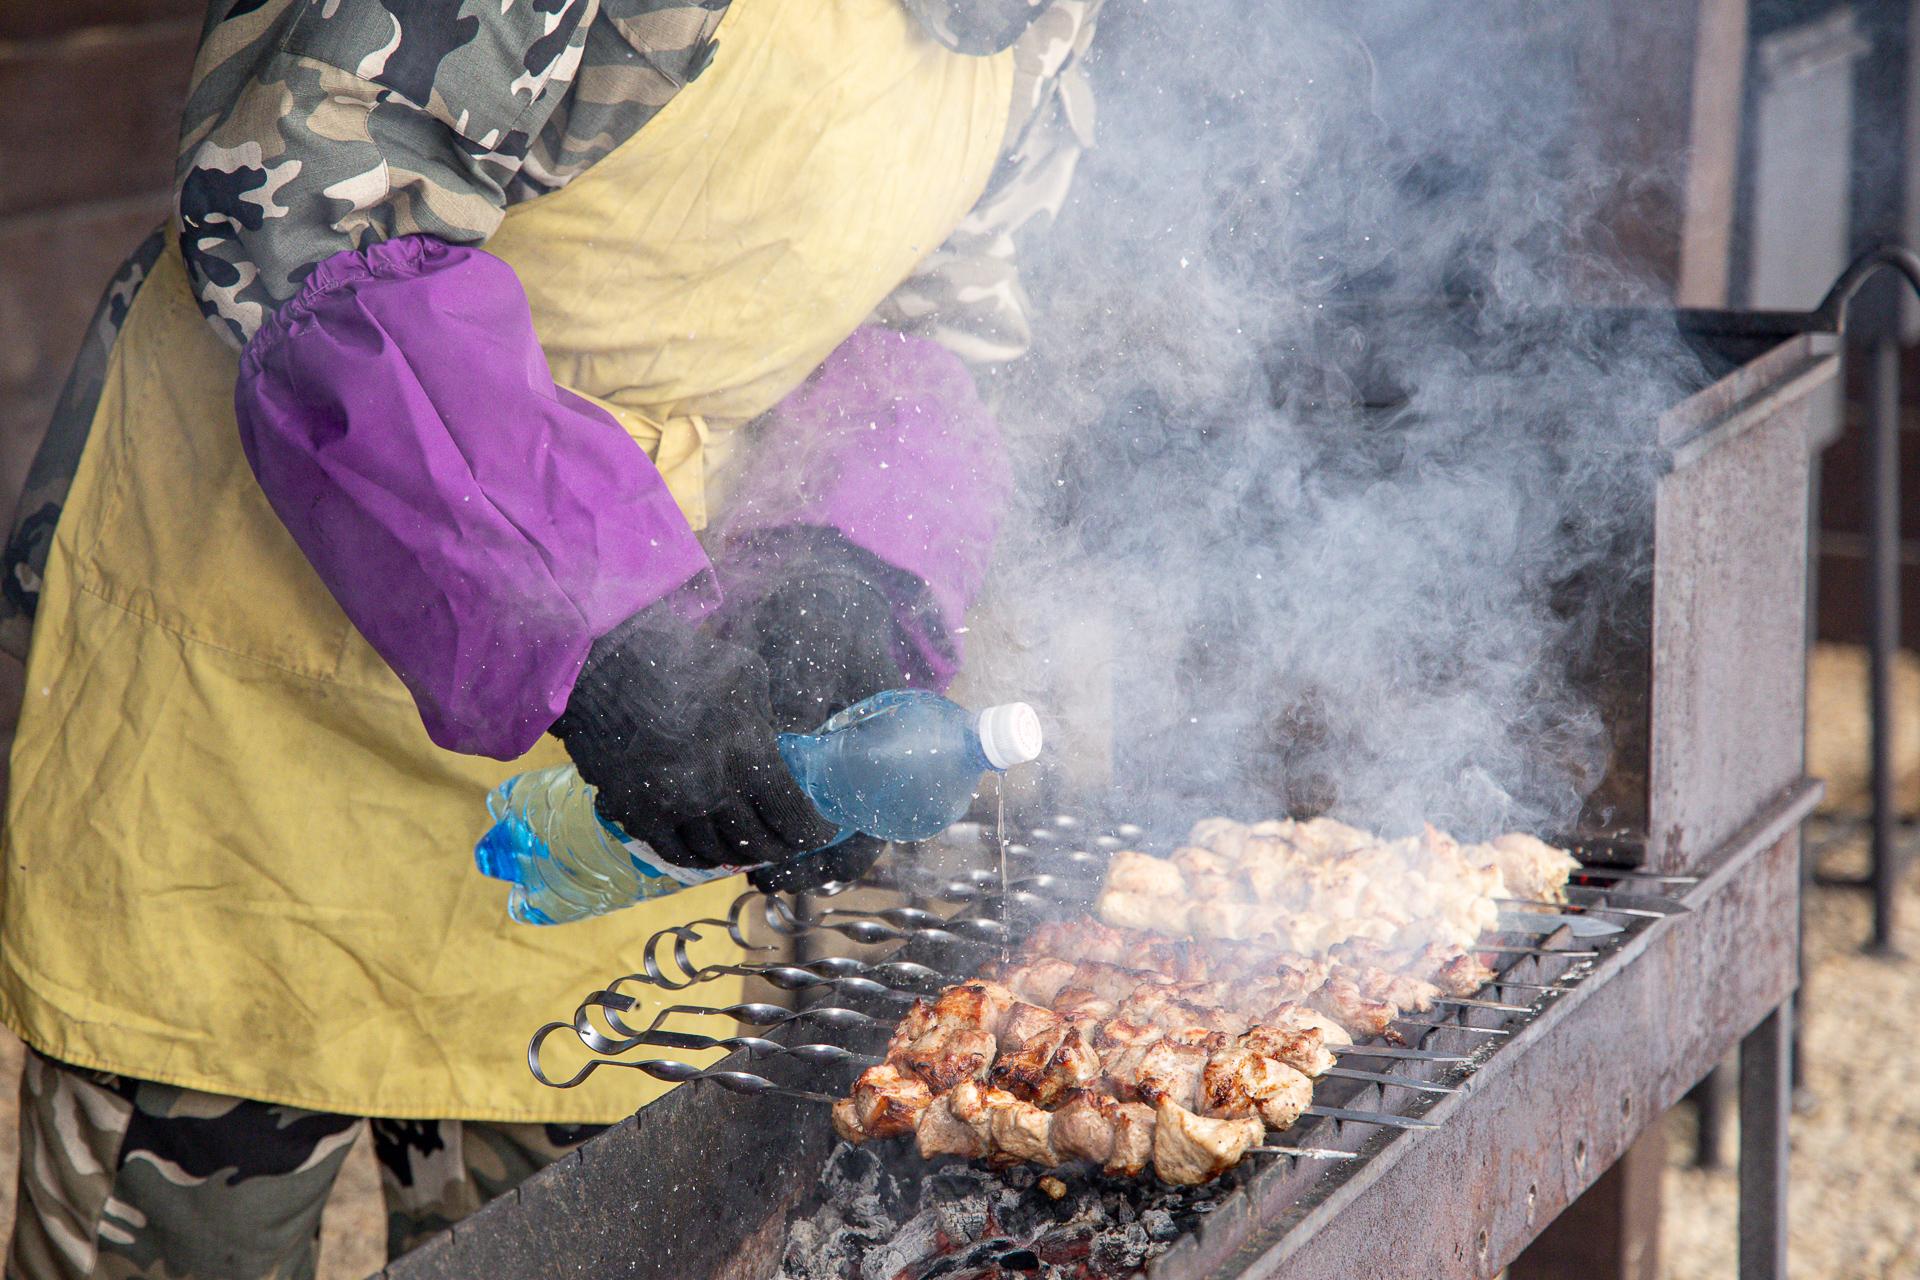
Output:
[550, 603, 839, 873]
[720, 529, 932, 891]
[746, 833, 886, 894]
[721, 528, 921, 733]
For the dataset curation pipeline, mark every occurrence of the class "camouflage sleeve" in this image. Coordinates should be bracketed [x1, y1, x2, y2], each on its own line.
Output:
[175, 0, 601, 346]
[871, 0, 1103, 366]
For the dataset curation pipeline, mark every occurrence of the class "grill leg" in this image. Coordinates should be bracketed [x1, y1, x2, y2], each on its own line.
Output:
[1738, 1001, 1792, 1280]
[1690, 1064, 1730, 1169]
[1868, 337, 1904, 956]
[1507, 1123, 1662, 1280]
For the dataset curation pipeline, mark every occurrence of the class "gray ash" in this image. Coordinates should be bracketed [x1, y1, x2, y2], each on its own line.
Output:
[774, 1143, 1244, 1280]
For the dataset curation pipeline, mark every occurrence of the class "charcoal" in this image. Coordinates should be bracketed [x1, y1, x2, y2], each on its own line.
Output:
[1034, 1223, 1094, 1264]
[1093, 1222, 1153, 1272]
[932, 1195, 989, 1243]
[773, 1140, 1229, 1279]
[922, 1166, 996, 1204]
[859, 1209, 946, 1280]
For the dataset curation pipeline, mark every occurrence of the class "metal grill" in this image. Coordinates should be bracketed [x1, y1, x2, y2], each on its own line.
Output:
[377, 313, 1836, 1280]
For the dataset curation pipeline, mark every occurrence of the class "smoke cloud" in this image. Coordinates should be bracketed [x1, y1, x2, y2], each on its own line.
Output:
[963, 1, 1712, 841]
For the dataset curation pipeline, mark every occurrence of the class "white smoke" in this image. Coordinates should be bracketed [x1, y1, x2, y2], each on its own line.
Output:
[964, 1, 1710, 841]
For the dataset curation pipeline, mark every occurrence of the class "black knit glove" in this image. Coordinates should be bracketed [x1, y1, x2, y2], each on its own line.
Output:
[722, 529, 931, 891]
[551, 604, 839, 872]
[721, 528, 918, 733]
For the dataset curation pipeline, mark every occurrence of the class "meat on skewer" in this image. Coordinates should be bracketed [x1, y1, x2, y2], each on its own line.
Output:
[1003, 929, 1439, 1042]
[1051, 1088, 1156, 1177]
[1009, 920, 1503, 1039]
[1097, 817, 1577, 953]
[834, 817, 1575, 1183]
[860, 1066, 1271, 1186]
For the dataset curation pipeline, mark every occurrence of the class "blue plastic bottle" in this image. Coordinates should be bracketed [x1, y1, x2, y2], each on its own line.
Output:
[474, 690, 1042, 925]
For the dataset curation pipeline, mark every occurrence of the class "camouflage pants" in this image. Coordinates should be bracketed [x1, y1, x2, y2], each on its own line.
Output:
[6, 1050, 602, 1280]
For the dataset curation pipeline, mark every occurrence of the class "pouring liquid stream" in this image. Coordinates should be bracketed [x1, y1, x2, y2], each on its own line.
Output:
[994, 777, 1010, 967]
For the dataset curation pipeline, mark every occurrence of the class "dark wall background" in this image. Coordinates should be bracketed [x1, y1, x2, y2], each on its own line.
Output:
[0, 2, 198, 536]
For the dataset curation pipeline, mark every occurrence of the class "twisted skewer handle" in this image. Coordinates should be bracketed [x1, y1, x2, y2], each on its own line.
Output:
[527, 1029, 843, 1100]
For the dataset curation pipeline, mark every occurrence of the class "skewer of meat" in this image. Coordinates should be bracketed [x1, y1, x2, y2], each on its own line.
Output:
[841, 998, 1418, 1184]
[842, 1036, 1294, 1185]
[1095, 817, 1579, 952]
[1005, 926, 1492, 1042]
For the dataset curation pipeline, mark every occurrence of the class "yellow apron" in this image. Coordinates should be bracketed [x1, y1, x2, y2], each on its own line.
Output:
[0, 0, 1011, 1122]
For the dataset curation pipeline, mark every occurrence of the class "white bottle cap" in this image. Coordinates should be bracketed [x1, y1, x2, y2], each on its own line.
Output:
[977, 702, 1043, 770]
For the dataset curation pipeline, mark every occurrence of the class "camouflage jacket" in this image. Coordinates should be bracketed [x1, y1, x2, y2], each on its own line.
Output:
[0, 0, 1101, 659]
[177, 0, 1103, 361]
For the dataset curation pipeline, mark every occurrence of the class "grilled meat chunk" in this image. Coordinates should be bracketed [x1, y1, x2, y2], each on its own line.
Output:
[1070, 961, 1162, 1003]
[915, 1088, 990, 1160]
[1049, 1088, 1157, 1177]
[943, 1080, 1048, 1164]
[930, 981, 1018, 1036]
[990, 1024, 1102, 1107]
[1117, 936, 1189, 976]
[1486, 831, 1580, 904]
[1131, 1037, 1214, 1110]
[1117, 984, 1245, 1037]
[1024, 919, 1131, 965]
[1239, 1022, 1334, 1078]
[997, 1001, 1063, 1050]
[1171, 844, 1237, 879]
[831, 1098, 866, 1145]
[1186, 817, 1251, 861]
[1052, 986, 1119, 1025]
[884, 998, 937, 1060]
[1151, 1101, 1264, 1186]
[1187, 899, 1265, 942]
[896, 1024, 997, 1092]
[1260, 1000, 1353, 1048]
[849, 1063, 932, 1140]
[1050, 1087, 1121, 1164]
[997, 957, 1078, 1008]
[1098, 889, 1188, 935]
[1309, 974, 1397, 1040]
[1105, 1100, 1158, 1177]
[1106, 851, 1188, 898]
[1201, 1047, 1312, 1129]
[1342, 963, 1441, 1015]
[989, 1097, 1060, 1167]
[1432, 949, 1496, 997]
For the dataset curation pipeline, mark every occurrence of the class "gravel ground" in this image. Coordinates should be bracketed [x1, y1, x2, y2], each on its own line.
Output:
[1659, 644, 1920, 1280]
[1660, 829, 1920, 1280]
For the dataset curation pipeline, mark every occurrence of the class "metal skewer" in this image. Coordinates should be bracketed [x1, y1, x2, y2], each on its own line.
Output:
[1571, 865, 1698, 884]
[1303, 1105, 1437, 1130]
[1321, 1066, 1460, 1095]
[1394, 1017, 1512, 1036]
[1561, 886, 1694, 915]
[579, 995, 886, 1043]
[527, 1022, 858, 1096]
[1251, 1145, 1362, 1161]
[1434, 995, 1532, 1013]
[1332, 1044, 1473, 1064]
[1476, 943, 1600, 958]
[1496, 911, 1623, 938]
[1497, 896, 1680, 920]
